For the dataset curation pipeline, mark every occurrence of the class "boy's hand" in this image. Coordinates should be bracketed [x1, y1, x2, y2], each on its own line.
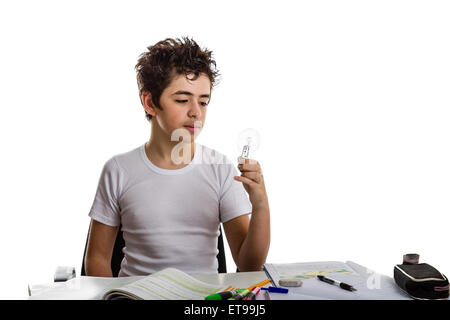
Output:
[234, 157, 269, 209]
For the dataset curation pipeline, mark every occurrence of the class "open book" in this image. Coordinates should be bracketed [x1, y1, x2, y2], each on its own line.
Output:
[263, 261, 411, 300]
[101, 268, 228, 300]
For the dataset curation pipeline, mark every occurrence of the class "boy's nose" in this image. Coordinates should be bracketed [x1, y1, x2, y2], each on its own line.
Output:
[188, 102, 202, 118]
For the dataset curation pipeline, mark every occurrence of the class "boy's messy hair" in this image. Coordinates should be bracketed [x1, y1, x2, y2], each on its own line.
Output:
[135, 37, 220, 121]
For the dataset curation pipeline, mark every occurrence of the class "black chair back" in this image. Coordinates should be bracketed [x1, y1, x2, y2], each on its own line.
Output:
[81, 223, 227, 276]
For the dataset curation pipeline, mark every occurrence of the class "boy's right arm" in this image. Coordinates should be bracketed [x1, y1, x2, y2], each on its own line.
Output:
[84, 219, 119, 277]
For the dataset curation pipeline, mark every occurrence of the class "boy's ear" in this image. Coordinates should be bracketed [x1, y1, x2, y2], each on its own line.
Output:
[141, 91, 157, 117]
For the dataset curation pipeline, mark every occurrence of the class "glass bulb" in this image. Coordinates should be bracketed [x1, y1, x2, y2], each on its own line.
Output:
[237, 128, 261, 159]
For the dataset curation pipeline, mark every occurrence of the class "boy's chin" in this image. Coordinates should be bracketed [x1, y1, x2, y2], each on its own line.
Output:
[176, 133, 200, 143]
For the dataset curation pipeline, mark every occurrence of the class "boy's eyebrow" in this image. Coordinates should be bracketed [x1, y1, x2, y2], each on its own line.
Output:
[172, 90, 210, 98]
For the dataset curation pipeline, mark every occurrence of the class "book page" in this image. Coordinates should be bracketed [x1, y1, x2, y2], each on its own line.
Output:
[264, 261, 362, 300]
[345, 261, 411, 300]
[263, 261, 411, 300]
[102, 268, 229, 300]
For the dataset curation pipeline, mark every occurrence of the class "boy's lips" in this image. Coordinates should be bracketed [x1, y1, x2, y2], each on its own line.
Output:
[184, 123, 202, 128]
[184, 123, 202, 129]
[184, 125, 199, 132]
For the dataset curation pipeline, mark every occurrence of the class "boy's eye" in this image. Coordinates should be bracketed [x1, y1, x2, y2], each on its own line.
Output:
[175, 100, 209, 106]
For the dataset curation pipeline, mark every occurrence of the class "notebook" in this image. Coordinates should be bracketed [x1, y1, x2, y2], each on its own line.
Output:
[100, 268, 229, 300]
[263, 261, 411, 300]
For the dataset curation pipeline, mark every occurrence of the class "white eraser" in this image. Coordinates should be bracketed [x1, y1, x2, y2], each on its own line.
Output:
[279, 278, 303, 287]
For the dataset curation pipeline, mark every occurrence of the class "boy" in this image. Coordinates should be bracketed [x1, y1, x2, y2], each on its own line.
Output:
[85, 37, 270, 276]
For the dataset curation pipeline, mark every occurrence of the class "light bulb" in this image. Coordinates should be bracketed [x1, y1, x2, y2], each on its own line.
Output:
[237, 128, 261, 159]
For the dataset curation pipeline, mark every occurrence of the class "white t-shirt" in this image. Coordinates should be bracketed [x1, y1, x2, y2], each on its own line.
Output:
[88, 142, 252, 276]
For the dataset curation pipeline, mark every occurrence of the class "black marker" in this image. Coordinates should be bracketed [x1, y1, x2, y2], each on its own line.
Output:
[317, 275, 357, 292]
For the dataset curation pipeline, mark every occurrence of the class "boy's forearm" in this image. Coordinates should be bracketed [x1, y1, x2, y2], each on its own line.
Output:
[237, 202, 270, 272]
[85, 257, 113, 277]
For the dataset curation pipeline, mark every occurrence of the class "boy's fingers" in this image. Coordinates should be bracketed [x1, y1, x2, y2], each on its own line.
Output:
[242, 171, 262, 183]
[238, 163, 261, 173]
[234, 175, 255, 186]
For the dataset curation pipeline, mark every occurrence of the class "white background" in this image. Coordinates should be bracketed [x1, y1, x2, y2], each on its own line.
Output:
[1, 0, 449, 299]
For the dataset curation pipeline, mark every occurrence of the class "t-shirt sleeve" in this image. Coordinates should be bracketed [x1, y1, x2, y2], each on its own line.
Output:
[88, 157, 122, 226]
[219, 158, 253, 223]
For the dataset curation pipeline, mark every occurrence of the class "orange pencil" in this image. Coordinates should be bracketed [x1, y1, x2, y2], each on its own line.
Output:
[248, 278, 271, 290]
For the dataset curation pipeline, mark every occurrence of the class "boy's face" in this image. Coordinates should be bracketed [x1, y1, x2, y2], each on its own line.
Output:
[144, 72, 211, 142]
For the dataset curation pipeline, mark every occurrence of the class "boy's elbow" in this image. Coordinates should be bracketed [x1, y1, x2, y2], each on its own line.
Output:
[237, 262, 265, 272]
[237, 255, 267, 272]
[237, 244, 269, 272]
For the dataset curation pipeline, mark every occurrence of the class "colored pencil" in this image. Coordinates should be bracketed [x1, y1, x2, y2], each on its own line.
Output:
[248, 278, 271, 290]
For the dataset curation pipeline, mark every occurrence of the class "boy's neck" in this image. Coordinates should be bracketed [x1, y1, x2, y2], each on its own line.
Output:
[145, 139, 195, 170]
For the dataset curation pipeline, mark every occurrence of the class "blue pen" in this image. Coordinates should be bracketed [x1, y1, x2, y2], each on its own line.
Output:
[261, 286, 289, 294]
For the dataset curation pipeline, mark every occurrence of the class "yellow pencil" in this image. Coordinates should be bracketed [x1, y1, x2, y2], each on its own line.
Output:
[248, 278, 271, 290]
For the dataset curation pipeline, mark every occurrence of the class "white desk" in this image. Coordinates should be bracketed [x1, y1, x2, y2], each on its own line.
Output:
[28, 271, 269, 300]
[28, 261, 428, 300]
